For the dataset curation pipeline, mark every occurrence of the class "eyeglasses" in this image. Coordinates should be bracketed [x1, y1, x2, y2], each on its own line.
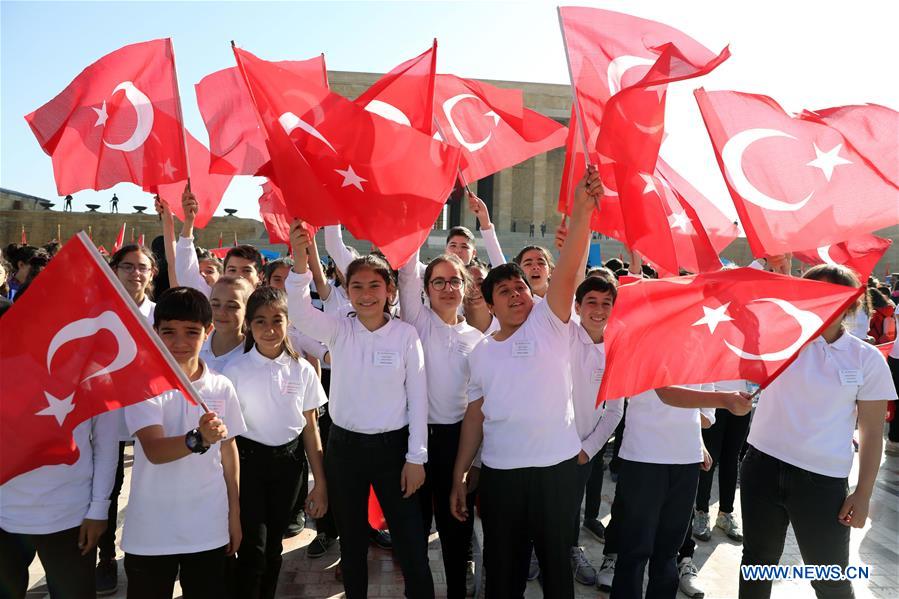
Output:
[117, 263, 151, 274]
[430, 277, 464, 291]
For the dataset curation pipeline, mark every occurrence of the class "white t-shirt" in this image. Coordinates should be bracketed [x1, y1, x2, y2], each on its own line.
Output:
[620, 384, 712, 465]
[569, 324, 624, 458]
[199, 332, 245, 374]
[748, 333, 897, 477]
[224, 348, 327, 446]
[0, 414, 119, 534]
[123, 364, 247, 555]
[137, 297, 156, 324]
[468, 300, 581, 470]
[847, 310, 871, 340]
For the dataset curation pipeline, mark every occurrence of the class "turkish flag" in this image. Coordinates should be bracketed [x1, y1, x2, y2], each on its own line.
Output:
[150, 130, 233, 229]
[258, 180, 291, 245]
[597, 268, 863, 401]
[25, 39, 188, 195]
[794, 235, 892, 281]
[233, 46, 461, 268]
[355, 42, 437, 135]
[876, 342, 894, 360]
[0, 232, 198, 484]
[112, 222, 127, 253]
[196, 55, 328, 176]
[694, 90, 899, 256]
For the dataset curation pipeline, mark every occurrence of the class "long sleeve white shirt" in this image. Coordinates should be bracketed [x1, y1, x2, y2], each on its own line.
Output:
[175, 236, 212, 297]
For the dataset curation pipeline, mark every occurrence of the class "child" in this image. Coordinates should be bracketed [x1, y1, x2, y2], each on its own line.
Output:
[122, 287, 246, 599]
[223, 287, 327, 598]
[201, 276, 255, 373]
[109, 244, 158, 322]
[513, 245, 554, 299]
[288, 222, 433, 599]
[262, 258, 293, 290]
[399, 248, 484, 599]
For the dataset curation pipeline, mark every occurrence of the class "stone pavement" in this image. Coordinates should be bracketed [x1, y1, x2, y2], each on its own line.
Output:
[26, 444, 899, 598]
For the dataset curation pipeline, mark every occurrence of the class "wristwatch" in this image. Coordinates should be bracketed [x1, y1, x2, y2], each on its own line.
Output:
[185, 428, 209, 454]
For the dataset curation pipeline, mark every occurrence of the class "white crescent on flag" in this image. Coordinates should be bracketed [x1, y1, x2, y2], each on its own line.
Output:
[103, 82, 154, 152]
[442, 94, 498, 152]
[723, 298, 823, 362]
[46, 310, 138, 383]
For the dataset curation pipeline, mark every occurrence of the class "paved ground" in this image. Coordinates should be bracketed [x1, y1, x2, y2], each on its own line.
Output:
[26, 442, 899, 598]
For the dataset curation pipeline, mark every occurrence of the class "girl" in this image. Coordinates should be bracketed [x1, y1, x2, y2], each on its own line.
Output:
[109, 244, 158, 322]
[202, 277, 254, 373]
[223, 287, 327, 599]
[287, 221, 433, 599]
[513, 245, 554, 299]
[739, 264, 896, 599]
[399, 248, 484, 599]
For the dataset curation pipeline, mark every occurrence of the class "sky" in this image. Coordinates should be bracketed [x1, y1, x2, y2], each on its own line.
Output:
[2, 0, 897, 223]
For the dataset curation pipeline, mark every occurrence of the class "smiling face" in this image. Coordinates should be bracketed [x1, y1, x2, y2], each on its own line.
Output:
[156, 319, 211, 368]
[446, 234, 475, 266]
[576, 290, 615, 339]
[426, 260, 466, 315]
[198, 259, 221, 287]
[224, 256, 260, 287]
[249, 303, 288, 358]
[115, 250, 155, 302]
[209, 282, 248, 335]
[347, 266, 391, 320]
[518, 248, 552, 296]
[488, 275, 534, 328]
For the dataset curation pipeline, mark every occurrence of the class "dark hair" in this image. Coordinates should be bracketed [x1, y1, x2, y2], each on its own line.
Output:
[13, 250, 51, 300]
[513, 245, 555, 269]
[603, 258, 623, 272]
[641, 263, 658, 279]
[263, 257, 294, 285]
[803, 264, 862, 317]
[154, 286, 213, 329]
[0, 296, 11, 319]
[869, 287, 891, 311]
[423, 253, 473, 300]
[345, 255, 396, 314]
[614, 268, 629, 279]
[9, 245, 41, 270]
[481, 262, 531, 305]
[42, 241, 61, 258]
[446, 226, 475, 244]
[585, 266, 617, 282]
[224, 245, 264, 275]
[576, 276, 618, 304]
[109, 244, 159, 299]
[243, 286, 299, 359]
[196, 248, 223, 273]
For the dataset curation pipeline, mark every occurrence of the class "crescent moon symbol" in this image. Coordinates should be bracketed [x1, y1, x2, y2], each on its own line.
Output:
[364, 100, 412, 127]
[817, 245, 839, 266]
[103, 82, 154, 152]
[607, 55, 656, 95]
[723, 298, 822, 362]
[279, 112, 336, 154]
[722, 129, 814, 212]
[47, 311, 138, 383]
[443, 94, 496, 153]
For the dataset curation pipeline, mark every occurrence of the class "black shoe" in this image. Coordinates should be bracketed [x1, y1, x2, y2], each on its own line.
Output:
[583, 518, 606, 543]
[369, 528, 393, 550]
[307, 533, 336, 558]
[95, 559, 118, 596]
[283, 511, 306, 539]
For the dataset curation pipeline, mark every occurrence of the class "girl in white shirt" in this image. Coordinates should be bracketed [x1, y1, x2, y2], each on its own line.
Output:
[200, 276, 254, 373]
[740, 264, 896, 599]
[287, 221, 434, 599]
[109, 244, 158, 322]
[399, 249, 484, 599]
[224, 287, 327, 599]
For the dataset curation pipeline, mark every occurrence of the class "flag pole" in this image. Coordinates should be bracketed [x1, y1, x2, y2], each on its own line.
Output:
[167, 38, 191, 182]
[320, 52, 329, 89]
[74, 231, 209, 412]
[557, 7, 593, 163]
[57, 224, 61, 243]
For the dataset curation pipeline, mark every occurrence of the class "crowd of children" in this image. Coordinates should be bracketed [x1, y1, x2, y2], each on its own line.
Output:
[1, 170, 898, 599]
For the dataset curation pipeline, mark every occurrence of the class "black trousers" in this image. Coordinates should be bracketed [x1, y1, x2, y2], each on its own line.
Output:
[314, 372, 339, 539]
[609, 401, 627, 474]
[888, 357, 899, 442]
[480, 456, 579, 599]
[697, 410, 751, 513]
[326, 425, 434, 599]
[98, 441, 127, 563]
[0, 526, 95, 599]
[572, 457, 596, 544]
[739, 446, 853, 599]
[583, 443, 606, 521]
[124, 546, 227, 599]
[419, 422, 475, 599]
[611, 459, 700, 599]
[235, 435, 304, 599]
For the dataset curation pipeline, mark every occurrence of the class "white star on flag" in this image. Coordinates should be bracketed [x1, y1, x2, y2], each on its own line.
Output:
[36, 391, 76, 426]
[668, 211, 691, 233]
[639, 172, 657, 195]
[160, 158, 177, 178]
[692, 302, 734, 334]
[335, 165, 367, 191]
[92, 101, 108, 127]
[806, 143, 852, 181]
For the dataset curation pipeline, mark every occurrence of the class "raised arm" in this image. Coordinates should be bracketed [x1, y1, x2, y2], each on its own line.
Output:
[398, 247, 427, 327]
[155, 195, 180, 287]
[323, 225, 356, 276]
[287, 221, 340, 345]
[655, 386, 752, 415]
[175, 184, 212, 296]
[306, 230, 333, 301]
[469, 192, 505, 266]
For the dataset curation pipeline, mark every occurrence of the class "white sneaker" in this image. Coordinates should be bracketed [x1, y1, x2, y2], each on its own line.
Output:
[693, 510, 711, 541]
[465, 560, 476, 597]
[527, 548, 540, 581]
[596, 553, 616, 591]
[678, 557, 704, 598]
[715, 511, 744, 542]
[885, 440, 899, 456]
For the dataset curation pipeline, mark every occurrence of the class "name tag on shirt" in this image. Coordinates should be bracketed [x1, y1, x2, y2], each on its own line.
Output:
[374, 351, 399, 367]
[592, 369, 604, 384]
[455, 342, 472, 356]
[839, 369, 863, 386]
[512, 340, 535, 358]
[283, 381, 303, 395]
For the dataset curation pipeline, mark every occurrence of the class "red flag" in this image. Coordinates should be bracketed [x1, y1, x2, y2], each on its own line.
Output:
[597, 268, 863, 401]
[196, 55, 328, 176]
[355, 42, 437, 135]
[138, 233, 145, 247]
[218, 231, 223, 249]
[876, 342, 894, 360]
[368, 487, 387, 531]
[210, 247, 230, 259]
[794, 235, 892, 281]
[0, 232, 198, 484]
[21, 226, 27, 245]
[151, 131, 233, 229]
[258, 180, 291, 245]
[25, 39, 188, 195]
[112, 222, 127, 253]
[694, 90, 899, 257]
[233, 46, 461, 268]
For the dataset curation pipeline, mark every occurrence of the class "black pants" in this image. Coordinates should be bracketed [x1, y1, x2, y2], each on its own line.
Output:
[419, 423, 475, 599]
[739, 446, 853, 599]
[98, 441, 127, 563]
[888, 357, 899, 442]
[609, 401, 627, 474]
[124, 546, 226, 599]
[583, 443, 606, 521]
[0, 526, 95, 599]
[611, 459, 700, 599]
[326, 425, 433, 599]
[572, 456, 596, 544]
[480, 456, 579, 599]
[314, 374, 339, 539]
[697, 410, 751, 513]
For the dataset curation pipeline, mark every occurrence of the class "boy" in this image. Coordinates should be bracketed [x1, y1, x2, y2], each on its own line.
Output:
[122, 287, 246, 598]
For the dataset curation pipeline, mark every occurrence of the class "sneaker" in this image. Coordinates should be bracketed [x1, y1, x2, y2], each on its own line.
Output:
[693, 510, 711, 542]
[715, 511, 744, 542]
[465, 560, 476, 597]
[306, 533, 336, 559]
[678, 557, 704, 598]
[570, 546, 597, 586]
[95, 559, 118, 596]
[527, 549, 540, 581]
[596, 554, 616, 591]
[369, 528, 393, 550]
[283, 511, 306, 539]
[583, 518, 606, 543]
[885, 440, 899, 456]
